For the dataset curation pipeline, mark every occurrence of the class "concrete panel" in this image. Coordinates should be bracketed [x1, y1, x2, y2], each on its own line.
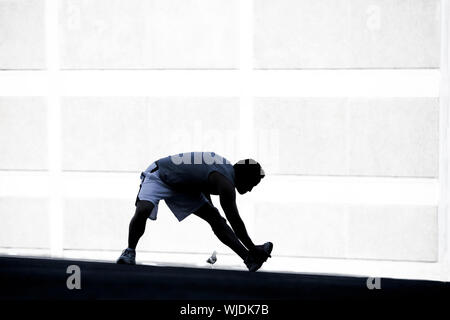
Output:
[254, 0, 440, 69]
[61, 97, 148, 171]
[254, 202, 437, 261]
[254, 98, 348, 175]
[254, 97, 438, 177]
[63, 198, 132, 250]
[348, 98, 439, 177]
[0, 197, 49, 248]
[62, 97, 240, 172]
[254, 203, 347, 258]
[0, 0, 45, 69]
[60, 0, 239, 69]
[347, 205, 437, 261]
[0, 97, 47, 170]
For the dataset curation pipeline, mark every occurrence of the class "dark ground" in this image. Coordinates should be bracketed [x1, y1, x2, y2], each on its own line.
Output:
[1, 256, 449, 317]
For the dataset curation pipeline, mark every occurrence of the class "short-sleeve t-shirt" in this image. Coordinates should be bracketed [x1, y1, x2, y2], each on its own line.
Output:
[155, 152, 235, 193]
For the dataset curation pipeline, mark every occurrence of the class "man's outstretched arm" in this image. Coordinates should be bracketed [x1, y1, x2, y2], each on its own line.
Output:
[215, 176, 255, 250]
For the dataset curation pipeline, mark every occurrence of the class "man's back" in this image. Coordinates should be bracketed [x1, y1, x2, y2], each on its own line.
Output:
[156, 151, 235, 193]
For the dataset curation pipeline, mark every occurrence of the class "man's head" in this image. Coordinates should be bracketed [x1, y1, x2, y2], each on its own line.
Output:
[233, 159, 265, 194]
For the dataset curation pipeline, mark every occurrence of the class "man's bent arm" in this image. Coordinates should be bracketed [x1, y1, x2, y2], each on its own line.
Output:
[219, 189, 255, 250]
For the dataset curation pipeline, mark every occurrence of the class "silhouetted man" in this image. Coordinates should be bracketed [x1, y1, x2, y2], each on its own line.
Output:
[117, 151, 273, 272]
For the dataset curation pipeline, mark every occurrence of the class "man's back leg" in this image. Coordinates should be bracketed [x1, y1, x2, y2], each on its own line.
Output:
[117, 200, 154, 265]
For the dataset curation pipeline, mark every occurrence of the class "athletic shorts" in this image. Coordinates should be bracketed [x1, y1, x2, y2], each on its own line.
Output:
[136, 162, 209, 222]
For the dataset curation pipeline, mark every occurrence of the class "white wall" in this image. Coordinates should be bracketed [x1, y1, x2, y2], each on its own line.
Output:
[0, 97, 48, 170]
[61, 97, 240, 171]
[255, 203, 437, 261]
[0, 0, 448, 281]
[0, 0, 46, 69]
[254, 97, 439, 177]
[59, 0, 239, 69]
[0, 197, 49, 248]
[254, 0, 440, 69]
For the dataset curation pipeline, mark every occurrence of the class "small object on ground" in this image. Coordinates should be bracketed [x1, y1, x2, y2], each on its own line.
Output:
[207, 251, 217, 265]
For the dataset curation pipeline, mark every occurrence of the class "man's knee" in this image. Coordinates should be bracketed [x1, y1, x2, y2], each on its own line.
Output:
[195, 203, 226, 227]
[206, 206, 227, 228]
[211, 216, 227, 233]
[135, 200, 154, 220]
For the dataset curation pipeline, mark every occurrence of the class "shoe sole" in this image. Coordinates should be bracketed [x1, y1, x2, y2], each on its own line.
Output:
[116, 258, 136, 265]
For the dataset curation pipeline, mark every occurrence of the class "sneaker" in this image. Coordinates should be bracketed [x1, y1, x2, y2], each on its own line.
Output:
[116, 248, 136, 265]
[252, 242, 273, 261]
[244, 242, 273, 272]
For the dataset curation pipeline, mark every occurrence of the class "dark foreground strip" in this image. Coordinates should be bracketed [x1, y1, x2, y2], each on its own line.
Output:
[0, 256, 448, 317]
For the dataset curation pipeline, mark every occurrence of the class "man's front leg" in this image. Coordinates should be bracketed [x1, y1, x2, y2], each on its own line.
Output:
[193, 203, 249, 261]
